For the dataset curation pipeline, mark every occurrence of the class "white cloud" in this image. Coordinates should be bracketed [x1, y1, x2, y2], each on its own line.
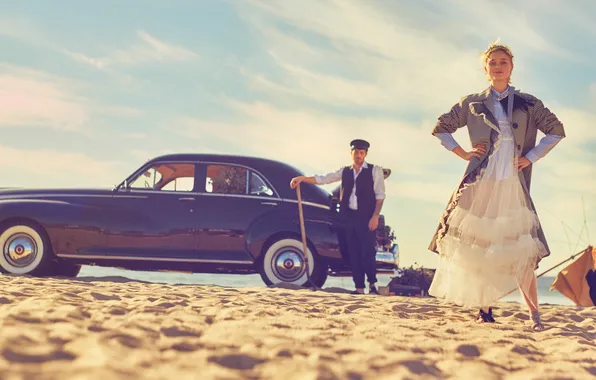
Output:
[0, 145, 126, 188]
[233, 0, 579, 113]
[0, 64, 144, 132]
[64, 30, 198, 69]
[0, 66, 90, 132]
[0, 17, 198, 70]
[236, 3, 483, 112]
[61, 49, 108, 71]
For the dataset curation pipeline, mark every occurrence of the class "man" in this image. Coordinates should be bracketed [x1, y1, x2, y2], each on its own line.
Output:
[290, 139, 386, 294]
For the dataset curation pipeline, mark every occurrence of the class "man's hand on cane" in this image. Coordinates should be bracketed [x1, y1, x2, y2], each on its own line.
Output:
[290, 176, 304, 189]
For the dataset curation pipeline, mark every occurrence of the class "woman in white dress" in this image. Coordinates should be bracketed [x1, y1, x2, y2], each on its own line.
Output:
[427, 41, 566, 331]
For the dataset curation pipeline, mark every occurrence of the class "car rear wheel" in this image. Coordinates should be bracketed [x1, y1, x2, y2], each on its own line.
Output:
[0, 223, 54, 276]
[259, 237, 328, 287]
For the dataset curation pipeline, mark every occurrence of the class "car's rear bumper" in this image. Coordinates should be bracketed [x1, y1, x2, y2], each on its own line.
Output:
[375, 243, 399, 273]
[328, 243, 399, 276]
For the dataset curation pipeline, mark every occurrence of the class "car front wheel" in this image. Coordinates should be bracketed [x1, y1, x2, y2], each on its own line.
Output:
[0, 223, 54, 276]
[259, 237, 328, 287]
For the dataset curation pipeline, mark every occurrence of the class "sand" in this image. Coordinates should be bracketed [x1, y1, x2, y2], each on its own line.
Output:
[0, 274, 594, 380]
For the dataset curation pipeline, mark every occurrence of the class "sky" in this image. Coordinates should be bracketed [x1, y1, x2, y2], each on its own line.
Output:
[1, 0, 595, 270]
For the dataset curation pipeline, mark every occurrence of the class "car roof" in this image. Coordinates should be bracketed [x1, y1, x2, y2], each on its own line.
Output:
[143, 153, 330, 203]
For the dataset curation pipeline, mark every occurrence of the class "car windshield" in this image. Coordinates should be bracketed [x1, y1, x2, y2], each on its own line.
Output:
[128, 163, 195, 192]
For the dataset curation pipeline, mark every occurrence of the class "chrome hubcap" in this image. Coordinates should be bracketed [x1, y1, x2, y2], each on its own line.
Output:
[273, 248, 306, 282]
[4, 234, 37, 268]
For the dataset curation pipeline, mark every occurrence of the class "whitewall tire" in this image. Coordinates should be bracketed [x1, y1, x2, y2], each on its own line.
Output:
[259, 237, 327, 287]
[0, 224, 53, 275]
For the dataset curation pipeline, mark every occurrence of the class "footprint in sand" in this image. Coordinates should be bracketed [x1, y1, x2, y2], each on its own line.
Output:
[398, 360, 443, 376]
[568, 314, 585, 323]
[109, 307, 128, 316]
[456, 344, 481, 357]
[276, 349, 293, 358]
[335, 348, 356, 355]
[160, 326, 202, 338]
[0, 297, 12, 304]
[87, 325, 107, 333]
[167, 342, 204, 352]
[2, 347, 76, 363]
[270, 323, 291, 329]
[511, 345, 542, 356]
[208, 354, 266, 370]
[90, 292, 121, 301]
[345, 304, 370, 312]
[513, 312, 530, 321]
[10, 291, 29, 297]
[496, 340, 513, 344]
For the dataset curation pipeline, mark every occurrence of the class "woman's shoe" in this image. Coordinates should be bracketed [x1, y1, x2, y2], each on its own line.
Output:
[475, 308, 496, 323]
[531, 311, 545, 331]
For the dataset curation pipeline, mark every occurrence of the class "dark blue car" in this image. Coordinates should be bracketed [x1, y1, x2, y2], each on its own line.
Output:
[0, 154, 398, 287]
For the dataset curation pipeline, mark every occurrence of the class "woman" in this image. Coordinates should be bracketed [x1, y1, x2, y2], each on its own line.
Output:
[427, 41, 566, 331]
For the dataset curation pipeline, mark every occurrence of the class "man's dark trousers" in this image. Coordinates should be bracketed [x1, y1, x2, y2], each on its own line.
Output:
[345, 209, 377, 288]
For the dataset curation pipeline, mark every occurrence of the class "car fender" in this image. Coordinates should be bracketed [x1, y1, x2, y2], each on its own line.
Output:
[245, 208, 340, 262]
[0, 199, 108, 254]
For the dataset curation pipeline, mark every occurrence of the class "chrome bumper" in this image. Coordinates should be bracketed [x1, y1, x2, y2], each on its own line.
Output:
[375, 243, 399, 271]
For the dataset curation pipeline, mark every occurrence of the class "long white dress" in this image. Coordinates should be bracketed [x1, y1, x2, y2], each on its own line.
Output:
[428, 95, 546, 309]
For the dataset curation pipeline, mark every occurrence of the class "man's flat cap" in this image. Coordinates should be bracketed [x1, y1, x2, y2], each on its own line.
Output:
[350, 139, 370, 150]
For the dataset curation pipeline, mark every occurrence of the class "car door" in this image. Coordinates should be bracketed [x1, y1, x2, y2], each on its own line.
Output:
[103, 162, 199, 261]
[194, 162, 280, 263]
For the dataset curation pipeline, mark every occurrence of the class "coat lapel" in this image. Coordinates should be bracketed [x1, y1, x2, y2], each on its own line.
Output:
[469, 87, 500, 134]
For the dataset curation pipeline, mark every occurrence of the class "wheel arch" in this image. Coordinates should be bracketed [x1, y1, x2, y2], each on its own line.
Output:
[246, 211, 341, 263]
[0, 216, 50, 240]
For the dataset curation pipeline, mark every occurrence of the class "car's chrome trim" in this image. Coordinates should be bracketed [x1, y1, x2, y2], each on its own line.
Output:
[198, 193, 280, 201]
[56, 253, 254, 265]
[0, 194, 145, 199]
[281, 199, 330, 210]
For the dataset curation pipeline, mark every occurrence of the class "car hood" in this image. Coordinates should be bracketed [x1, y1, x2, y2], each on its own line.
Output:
[0, 187, 114, 199]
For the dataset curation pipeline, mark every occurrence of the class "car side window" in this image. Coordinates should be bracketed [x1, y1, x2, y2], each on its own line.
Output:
[249, 171, 274, 197]
[206, 165, 247, 194]
[129, 163, 195, 192]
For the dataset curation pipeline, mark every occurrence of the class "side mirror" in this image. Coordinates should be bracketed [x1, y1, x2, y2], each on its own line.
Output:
[114, 180, 129, 192]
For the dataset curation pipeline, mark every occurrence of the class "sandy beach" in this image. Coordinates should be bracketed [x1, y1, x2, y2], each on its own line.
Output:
[0, 274, 594, 380]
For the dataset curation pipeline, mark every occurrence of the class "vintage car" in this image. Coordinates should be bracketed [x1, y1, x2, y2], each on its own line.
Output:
[0, 153, 398, 287]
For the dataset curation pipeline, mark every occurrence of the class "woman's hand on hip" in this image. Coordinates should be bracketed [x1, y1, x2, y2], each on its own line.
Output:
[453, 143, 487, 161]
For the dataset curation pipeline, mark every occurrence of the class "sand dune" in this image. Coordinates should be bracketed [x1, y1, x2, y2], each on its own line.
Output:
[0, 274, 594, 379]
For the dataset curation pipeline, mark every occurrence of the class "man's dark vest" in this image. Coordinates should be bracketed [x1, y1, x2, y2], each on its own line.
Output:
[340, 164, 376, 220]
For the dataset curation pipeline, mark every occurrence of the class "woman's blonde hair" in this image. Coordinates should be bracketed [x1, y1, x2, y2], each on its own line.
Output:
[481, 39, 514, 82]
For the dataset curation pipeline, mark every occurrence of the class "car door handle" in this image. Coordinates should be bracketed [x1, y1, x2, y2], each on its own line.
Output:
[178, 197, 195, 201]
[261, 201, 278, 206]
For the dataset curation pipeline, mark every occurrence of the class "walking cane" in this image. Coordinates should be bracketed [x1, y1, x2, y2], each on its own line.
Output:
[296, 183, 317, 291]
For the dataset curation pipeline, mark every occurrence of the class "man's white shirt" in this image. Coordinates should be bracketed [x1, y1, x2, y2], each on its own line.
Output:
[314, 162, 385, 211]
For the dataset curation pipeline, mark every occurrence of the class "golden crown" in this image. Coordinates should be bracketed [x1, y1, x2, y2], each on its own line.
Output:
[484, 40, 514, 58]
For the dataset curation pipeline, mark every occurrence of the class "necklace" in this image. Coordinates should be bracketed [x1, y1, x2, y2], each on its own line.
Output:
[495, 87, 509, 101]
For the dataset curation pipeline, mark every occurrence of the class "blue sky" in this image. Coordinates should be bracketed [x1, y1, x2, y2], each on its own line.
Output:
[1, 0, 594, 269]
